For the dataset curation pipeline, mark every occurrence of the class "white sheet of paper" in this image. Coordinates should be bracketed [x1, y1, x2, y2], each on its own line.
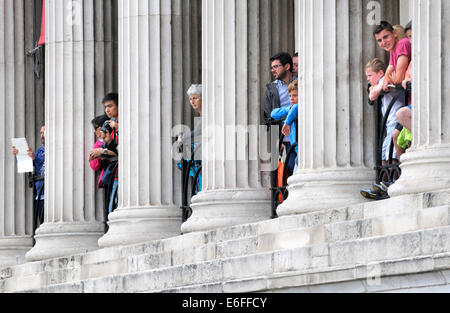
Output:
[11, 138, 34, 173]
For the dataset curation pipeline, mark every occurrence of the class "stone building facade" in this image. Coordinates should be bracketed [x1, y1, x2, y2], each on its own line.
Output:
[1, 0, 450, 293]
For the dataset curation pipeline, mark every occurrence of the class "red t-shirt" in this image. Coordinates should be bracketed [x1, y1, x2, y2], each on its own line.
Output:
[390, 38, 412, 72]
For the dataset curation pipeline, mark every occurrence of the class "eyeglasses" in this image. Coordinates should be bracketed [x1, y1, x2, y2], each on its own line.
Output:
[271, 64, 283, 70]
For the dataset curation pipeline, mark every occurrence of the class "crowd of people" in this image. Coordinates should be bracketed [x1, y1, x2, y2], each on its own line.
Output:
[262, 20, 413, 203]
[11, 20, 414, 231]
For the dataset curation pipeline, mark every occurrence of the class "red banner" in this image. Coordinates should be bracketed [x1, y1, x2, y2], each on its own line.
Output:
[37, 0, 45, 46]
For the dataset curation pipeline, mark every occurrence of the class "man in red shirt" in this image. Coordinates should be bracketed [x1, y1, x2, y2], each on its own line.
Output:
[374, 21, 411, 91]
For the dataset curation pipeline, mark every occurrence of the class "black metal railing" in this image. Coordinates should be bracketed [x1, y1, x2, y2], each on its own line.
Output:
[102, 156, 118, 233]
[27, 173, 44, 245]
[371, 83, 408, 184]
[179, 144, 202, 223]
[265, 117, 298, 219]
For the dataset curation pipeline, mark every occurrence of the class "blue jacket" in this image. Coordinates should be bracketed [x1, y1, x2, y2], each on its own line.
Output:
[34, 146, 45, 199]
[271, 104, 298, 153]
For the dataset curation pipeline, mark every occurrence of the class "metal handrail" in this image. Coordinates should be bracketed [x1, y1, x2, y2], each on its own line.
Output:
[265, 117, 298, 219]
[179, 142, 202, 224]
[103, 160, 118, 233]
[27, 173, 45, 246]
[370, 83, 408, 184]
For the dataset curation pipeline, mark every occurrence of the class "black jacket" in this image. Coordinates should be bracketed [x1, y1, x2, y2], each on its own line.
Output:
[262, 82, 280, 123]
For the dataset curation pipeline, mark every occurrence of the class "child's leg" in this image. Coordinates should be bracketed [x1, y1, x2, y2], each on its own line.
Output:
[392, 126, 405, 161]
[396, 107, 412, 131]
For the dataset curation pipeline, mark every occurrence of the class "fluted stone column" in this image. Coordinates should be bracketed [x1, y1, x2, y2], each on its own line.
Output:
[259, 0, 296, 189]
[390, 0, 450, 196]
[400, 0, 413, 25]
[26, 0, 116, 262]
[172, 0, 202, 207]
[92, 0, 119, 220]
[277, 0, 400, 216]
[99, 0, 202, 248]
[0, 0, 35, 268]
[181, 0, 274, 234]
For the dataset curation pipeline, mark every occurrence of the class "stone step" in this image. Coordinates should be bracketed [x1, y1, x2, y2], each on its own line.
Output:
[2, 190, 449, 293]
[4, 224, 450, 293]
[2, 200, 448, 291]
[19, 252, 450, 294]
[0, 204, 360, 279]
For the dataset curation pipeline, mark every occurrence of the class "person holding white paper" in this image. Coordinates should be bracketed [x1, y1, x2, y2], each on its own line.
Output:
[12, 126, 46, 210]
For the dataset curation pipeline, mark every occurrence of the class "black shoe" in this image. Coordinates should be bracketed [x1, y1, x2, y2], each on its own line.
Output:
[360, 189, 379, 200]
[373, 183, 388, 196]
[360, 188, 389, 201]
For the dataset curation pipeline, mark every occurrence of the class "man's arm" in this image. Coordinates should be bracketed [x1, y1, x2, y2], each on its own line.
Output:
[389, 55, 410, 85]
[283, 104, 299, 137]
[27, 147, 36, 160]
[271, 106, 291, 121]
[285, 104, 298, 126]
[383, 65, 395, 90]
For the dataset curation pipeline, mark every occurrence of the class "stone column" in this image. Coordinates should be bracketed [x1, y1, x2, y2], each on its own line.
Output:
[92, 0, 119, 221]
[0, 0, 35, 268]
[99, 0, 201, 248]
[277, 0, 399, 216]
[389, 0, 450, 197]
[399, 0, 414, 26]
[26, 0, 115, 262]
[181, 0, 273, 234]
[172, 0, 202, 207]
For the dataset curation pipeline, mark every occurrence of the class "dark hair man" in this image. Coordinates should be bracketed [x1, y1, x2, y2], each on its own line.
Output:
[103, 93, 119, 129]
[263, 52, 298, 176]
[89, 93, 119, 163]
[263, 52, 296, 120]
[373, 21, 411, 92]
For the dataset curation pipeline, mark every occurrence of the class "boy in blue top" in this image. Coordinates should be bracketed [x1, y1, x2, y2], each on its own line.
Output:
[271, 80, 299, 176]
[282, 103, 298, 153]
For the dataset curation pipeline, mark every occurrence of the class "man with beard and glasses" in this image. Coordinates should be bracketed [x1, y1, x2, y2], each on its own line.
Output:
[263, 52, 298, 176]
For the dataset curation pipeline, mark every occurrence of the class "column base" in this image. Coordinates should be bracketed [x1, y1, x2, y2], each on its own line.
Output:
[277, 168, 375, 216]
[98, 206, 182, 248]
[0, 237, 33, 269]
[389, 145, 450, 197]
[25, 222, 104, 262]
[180, 189, 271, 234]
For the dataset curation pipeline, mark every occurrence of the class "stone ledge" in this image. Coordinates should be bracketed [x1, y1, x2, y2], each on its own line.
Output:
[2, 189, 450, 293]
[3, 225, 450, 292]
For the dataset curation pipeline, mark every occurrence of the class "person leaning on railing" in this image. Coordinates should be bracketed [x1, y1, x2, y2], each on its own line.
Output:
[360, 58, 405, 201]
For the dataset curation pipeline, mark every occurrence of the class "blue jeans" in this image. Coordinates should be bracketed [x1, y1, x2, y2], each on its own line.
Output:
[284, 142, 298, 177]
[108, 180, 118, 214]
[383, 123, 398, 161]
